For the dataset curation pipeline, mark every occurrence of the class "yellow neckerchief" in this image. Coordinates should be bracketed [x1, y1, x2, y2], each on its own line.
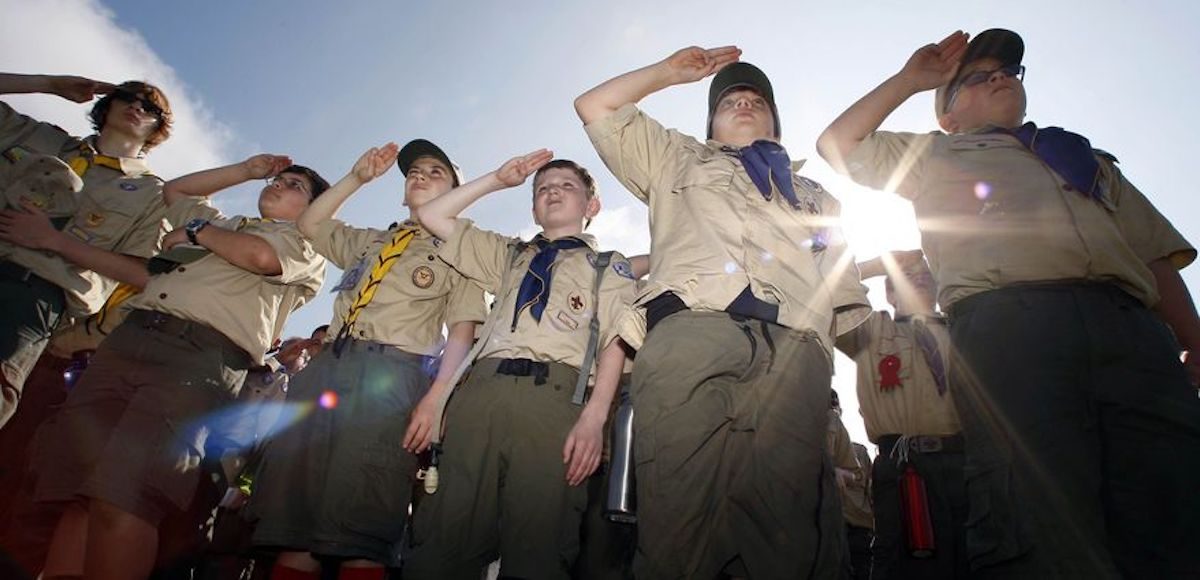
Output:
[92, 282, 139, 333]
[332, 225, 419, 350]
[67, 141, 126, 177]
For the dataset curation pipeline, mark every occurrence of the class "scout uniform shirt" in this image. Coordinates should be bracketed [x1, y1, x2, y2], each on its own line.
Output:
[836, 311, 960, 444]
[585, 103, 869, 354]
[125, 199, 326, 363]
[309, 219, 485, 355]
[438, 219, 636, 370]
[0, 101, 166, 317]
[827, 410, 873, 530]
[841, 129, 1196, 309]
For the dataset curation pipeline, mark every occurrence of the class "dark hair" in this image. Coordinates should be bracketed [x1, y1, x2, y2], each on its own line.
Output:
[533, 159, 596, 199]
[280, 165, 330, 198]
[311, 324, 330, 338]
[88, 81, 173, 151]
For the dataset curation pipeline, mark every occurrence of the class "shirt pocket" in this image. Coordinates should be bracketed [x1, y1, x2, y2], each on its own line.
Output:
[63, 182, 149, 250]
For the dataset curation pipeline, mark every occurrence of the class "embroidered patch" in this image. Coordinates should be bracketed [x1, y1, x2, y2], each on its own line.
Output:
[567, 290, 586, 314]
[412, 265, 435, 289]
[84, 212, 105, 227]
[119, 182, 138, 192]
[554, 310, 580, 331]
[586, 252, 598, 267]
[612, 260, 635, 279]
[66, 224, 95, 243]
[331, 258, 367, 293]
[798, 176, 824, 193]
[878, 355, 902, 391]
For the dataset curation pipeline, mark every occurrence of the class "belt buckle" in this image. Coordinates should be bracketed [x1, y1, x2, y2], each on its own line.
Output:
[913, 436, 943, 453]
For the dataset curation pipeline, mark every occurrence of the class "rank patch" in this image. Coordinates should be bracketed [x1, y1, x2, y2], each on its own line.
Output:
[567, 290, 586, 314]
[85, 212, 105, 227]
[412, 265, 435, 289]
[555, 311, 580, 331]
[612, 260, 635, 279]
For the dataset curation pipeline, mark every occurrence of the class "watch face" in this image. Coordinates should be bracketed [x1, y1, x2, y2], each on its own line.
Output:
[186, 218, 207, 230]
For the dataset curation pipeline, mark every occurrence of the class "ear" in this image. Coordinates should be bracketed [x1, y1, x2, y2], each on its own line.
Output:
[531, 204, 542, 227]
[936, 112, 958, 134]
[584, 195, 601, 221]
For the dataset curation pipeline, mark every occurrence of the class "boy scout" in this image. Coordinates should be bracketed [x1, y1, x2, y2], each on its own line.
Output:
[576, 47, 869, 578]
[827, 390, 873, 580]
[835, 252, 966, 580]
[0, 72, 172, 427]
[404, 150, 635, 580]
[818, 29, 1200, 578]
[31, 157, 327, 579]
[249, 139, 485, 580]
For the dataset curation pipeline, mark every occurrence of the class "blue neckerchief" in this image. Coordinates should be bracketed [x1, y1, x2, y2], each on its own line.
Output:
[513, 235, 588, 329]
[991, 123, 1102, 200]
[739, 140, 801, 209]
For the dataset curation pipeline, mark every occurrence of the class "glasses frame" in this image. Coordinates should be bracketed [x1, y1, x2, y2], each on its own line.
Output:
[943, 64, 1027, 114]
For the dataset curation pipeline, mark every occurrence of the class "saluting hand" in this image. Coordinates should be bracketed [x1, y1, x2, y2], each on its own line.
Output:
[49, 75, 115, 103]
[495, 149, 553, 188]
[0, 200, 63, 251]
[899, 31, 970, 93]
[660, 46, 742, 85]
[242, 154, 294, 180]
[563, 412, 604, 486]
[353, 142, 400, 184]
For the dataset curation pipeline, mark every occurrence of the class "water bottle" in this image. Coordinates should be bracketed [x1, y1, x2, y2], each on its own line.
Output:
[604, 389, 636, 524]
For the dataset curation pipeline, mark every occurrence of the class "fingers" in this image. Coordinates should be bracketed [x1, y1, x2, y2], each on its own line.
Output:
[563, 435, 601, 486]
[521, 148, 554, 175]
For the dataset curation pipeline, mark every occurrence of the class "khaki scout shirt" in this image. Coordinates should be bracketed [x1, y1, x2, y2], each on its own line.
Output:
[126, 200, 325, 363]
[308, 219, 486, 356]
[438, 219, 637, 370]
[0, 101, 167, 316]
[585, 104, 869, 355]
[842, 129, 1196, 308]
[836, 311, 960, 443]
[827, 410, 873, 529]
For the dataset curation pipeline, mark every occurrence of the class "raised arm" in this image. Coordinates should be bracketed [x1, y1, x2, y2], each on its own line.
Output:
[296, 143, 397, 239]
[413, 149, 553, 240]
[816, 31, 968, 171]
[0, 73, 114, 102]
[163, 154, 292, 207]
[574, 46, 741, 125]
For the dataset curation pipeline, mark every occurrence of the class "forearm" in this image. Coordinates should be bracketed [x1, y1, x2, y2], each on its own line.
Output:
[580, 340, 626, 423]
[163, 162, 254, 205]
[816, 73, 918, 171]
[1150, 258, 1200, 352]
[628, 254, 649, 279]
[193, 226, 282, 275]
[297, 173, 362, 239]
[856, 257, 886, 280]
[574, 61, 675, 125]
[413, 172, 507, 240]
[431, 321, 477, 389]
[46, 232, 149, 288]
[0, 73, 53, 95]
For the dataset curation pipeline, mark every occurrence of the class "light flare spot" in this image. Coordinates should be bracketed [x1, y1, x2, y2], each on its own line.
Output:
[724, 262, 738, 274]
[319, 390, 339, 409]
[974, 181, 992, 200]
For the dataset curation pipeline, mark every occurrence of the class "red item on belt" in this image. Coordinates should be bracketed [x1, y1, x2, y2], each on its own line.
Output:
[899, 463, 936, 558]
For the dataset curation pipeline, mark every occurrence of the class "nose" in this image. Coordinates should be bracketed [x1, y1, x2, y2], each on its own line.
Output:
[733, 97, 752, 109]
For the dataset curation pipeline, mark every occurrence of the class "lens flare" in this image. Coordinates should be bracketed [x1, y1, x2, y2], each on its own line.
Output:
[319, 390, 339, 409]
[974, 181, 992, 200]
[724, 262, 738, 274]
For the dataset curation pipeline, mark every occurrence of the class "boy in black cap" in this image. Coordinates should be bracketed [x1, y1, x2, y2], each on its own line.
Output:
[577, 46, 869, 579]
[818, 30, 1200, 578]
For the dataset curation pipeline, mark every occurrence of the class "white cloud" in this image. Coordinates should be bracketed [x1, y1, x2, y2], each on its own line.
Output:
[0, 0, 233, 181]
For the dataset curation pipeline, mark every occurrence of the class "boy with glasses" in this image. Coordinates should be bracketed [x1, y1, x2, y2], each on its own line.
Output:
[0, 73, 173, 428]
[818, 29, 1200, 578]
[24, 154, 328, 579]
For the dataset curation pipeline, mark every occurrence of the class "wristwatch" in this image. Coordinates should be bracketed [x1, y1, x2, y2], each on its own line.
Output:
[184, 218, 210, 245]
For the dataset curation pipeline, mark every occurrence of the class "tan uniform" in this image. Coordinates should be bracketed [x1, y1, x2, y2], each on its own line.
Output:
[841, 129, 1195, 308]
[837, 311, 959, 443]
[828, 410, 873, 530]
[438, 218, 635, 368]
[585, 103, 870, 351]
[127, 198, 326, 363]
[311, 219, 485, 354]
[0, 101, 166, 316]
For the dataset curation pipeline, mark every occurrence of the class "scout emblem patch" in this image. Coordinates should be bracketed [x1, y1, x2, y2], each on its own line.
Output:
[879, 355, 902, 391]
[412, 265, 435, 288]
[567, 290, 586, 314]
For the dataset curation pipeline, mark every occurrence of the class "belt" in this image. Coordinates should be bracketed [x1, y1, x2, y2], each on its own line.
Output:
[645, 289, 779, 333]
[877, 433, 964, 455]
[127, 309, 247, 360]
[947, 281, 1140, 321]
[495, 358, 550, 385]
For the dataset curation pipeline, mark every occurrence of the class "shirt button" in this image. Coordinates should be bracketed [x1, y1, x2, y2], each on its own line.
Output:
[178, 267, 186, 272]
[427, 255, 435, 261]
[159, 293, 167, 299]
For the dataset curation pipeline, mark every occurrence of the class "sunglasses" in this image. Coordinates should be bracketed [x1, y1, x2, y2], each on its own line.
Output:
[112, 89, 165, 119]
[943, 64, 1026, 113]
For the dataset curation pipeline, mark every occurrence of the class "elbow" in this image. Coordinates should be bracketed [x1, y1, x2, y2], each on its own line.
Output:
[250, 249, 283, 276]
[815, 130, 851, 174]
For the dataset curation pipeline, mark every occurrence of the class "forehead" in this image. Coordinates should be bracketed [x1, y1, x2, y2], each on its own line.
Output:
[534, 167, 584, 187]
[407, 155, 450, 173]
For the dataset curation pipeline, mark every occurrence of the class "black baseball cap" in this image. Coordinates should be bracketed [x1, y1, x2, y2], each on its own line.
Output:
[396, 139, 463, 186]
[936, 29, 1025, 114]
[706, 62, 781, 139]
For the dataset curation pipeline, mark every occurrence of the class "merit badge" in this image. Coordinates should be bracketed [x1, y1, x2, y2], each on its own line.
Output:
[412, 265, 435, 289]
[331, 258, 367, 293]
[567, 290, 586, 314]
[119, 182, 138, 192]
[612, 260, 635, 279]
[84, 212, 105, 227]
[878, 355, 902, 391]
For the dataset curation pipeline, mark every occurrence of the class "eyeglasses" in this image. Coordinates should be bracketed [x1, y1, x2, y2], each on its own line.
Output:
[112, 90, 165, 120]
[943, 64, 1026, 113]
[268, 175, 312, 198]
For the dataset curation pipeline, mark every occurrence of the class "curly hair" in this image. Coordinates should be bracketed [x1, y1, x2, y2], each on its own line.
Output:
[88, 81, 173, 152]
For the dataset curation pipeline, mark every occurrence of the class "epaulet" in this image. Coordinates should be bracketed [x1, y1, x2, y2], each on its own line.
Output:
[1094, 149, 1119, 164]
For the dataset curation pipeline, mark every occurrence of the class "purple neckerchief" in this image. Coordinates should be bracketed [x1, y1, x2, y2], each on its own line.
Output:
[739, 140, 801, 209]
[990, 123, 1102, 200]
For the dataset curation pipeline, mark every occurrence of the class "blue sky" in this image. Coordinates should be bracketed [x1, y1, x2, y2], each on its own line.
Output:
[4, 0, 1198, 446]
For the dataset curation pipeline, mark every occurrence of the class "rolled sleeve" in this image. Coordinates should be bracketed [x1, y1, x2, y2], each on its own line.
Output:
[841, 131, 936, 200]
[258, 226, 325, 294]
[444, 272, 487, 326]
[598, 255, 638, 351]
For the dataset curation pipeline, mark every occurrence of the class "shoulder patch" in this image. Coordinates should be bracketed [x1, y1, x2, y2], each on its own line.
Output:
[612, 260, 635, 279]
[797, 175, 824, 193]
